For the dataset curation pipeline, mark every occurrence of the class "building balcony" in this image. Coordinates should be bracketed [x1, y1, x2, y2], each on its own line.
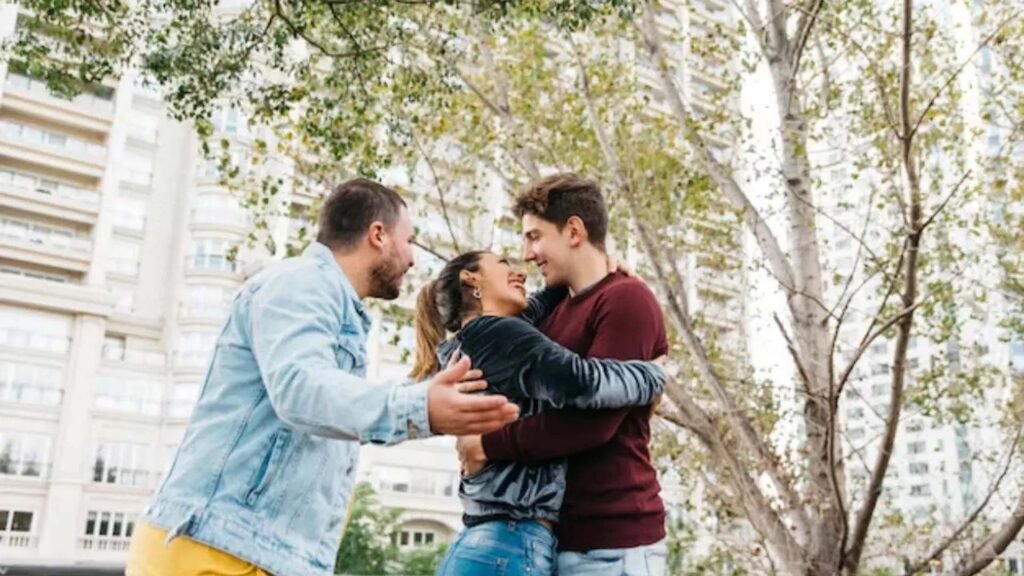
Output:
[0, 223, 92, 273]
[0, 120, 107, 178]
[3, 72, 115, 133]
[0, 272, 113, 317]
[190, 207, 250, 233]
[0, 533, 37, 550]
[0, 462, 52, 480]
[0, 382, 63, 408]
[163, 398, 196, 421]
[78, 536, 132, 552]
[92, 468, 152, 489]
[0, 169, 100, 226]
[0, 326, 70, 356]
[93, 395, 162, 418]
[184, 255, 242, 279]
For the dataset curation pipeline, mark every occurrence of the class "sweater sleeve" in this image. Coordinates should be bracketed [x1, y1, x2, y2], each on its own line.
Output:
[482, 281, 668, 462]
[473, 317, 664, 409]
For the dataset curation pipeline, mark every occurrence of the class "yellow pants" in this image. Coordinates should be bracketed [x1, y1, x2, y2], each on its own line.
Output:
[126, 522, 272, 576]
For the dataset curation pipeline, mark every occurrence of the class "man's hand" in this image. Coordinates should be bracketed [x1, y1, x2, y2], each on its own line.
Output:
[456, 434, 488, 476]
[607, 255, 638, 279]
[428, 356, 519, 435]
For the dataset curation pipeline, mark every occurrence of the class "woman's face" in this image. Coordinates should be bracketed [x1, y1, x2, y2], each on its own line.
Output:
[473, 252, 528, 316]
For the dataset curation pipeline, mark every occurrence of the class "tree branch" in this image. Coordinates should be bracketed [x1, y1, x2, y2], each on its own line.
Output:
[638, 0, 798, 296]
[409, 131, 463, 252]
[906, 423, 1023, 575]
[572, 27, 811, 557]
[952, 489, 1024, 576]
[844, 1, 925, 570]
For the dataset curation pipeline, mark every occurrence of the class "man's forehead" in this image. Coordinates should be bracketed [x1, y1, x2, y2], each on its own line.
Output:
[521, 214, 549, 234]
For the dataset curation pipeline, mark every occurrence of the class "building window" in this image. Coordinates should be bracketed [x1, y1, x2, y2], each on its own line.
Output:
[0, 167, 97, 204]
[110, 195, 147, 231]
[0, 360, 62, 406]
[109, 284, 136, 313]
[80, 510, 135, 551]
[122, 150, 154, 187]
[193, 194, 250, 228]
[0, 217, 87, 252]
[398, 530, 437, 549]
[0, 306, 71, 354]
[0, 264, 71, 283]
[93, 442, 149, 487]
[167, 383, 200, 418]
[909, 484, 931, 497]
[909, 462, 929, 475]
[871, 363, 889, 376]
[109, 238, 141, 277]
[846, 407, 864, 420]
[847, 428, 865, 441]
[188, 238, 237, 273]
[212, 107, 247, 136]
[374, 466, 456, 498]
[102, 336, 126, 361]
[906, 420, 924, 433]
[182, 284, 234, 318]
[176, 331, 219, 367]
[94, 375, 162, 416]
[126, 113, 159, 143]
[0, 432, 51, 478]
[0, 509, 35, 548]
[908, 441, 926, 455]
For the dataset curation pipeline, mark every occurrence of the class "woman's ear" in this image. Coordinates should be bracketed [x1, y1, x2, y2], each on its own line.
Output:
[459, 270, 479, 288]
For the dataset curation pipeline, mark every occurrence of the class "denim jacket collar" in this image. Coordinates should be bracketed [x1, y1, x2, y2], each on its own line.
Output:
[304, 241, 372, 333]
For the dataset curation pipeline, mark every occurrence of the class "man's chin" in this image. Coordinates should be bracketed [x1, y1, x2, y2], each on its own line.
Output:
[543, 276, 568, 288]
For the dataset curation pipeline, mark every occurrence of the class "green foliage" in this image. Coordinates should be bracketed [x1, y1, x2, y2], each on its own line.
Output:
[334, 483, 402, 575]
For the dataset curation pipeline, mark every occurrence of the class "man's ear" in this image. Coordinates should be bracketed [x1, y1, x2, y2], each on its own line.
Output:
[367, 222, 386, 250]
[565, 215, 588, 248]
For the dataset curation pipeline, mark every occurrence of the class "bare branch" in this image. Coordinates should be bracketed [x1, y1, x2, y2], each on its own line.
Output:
[571, 29, 810, 554]
[790, 0, 825, 81]
[910, 8, 1022, 139]
[844, 1, 926, 569]
[638, 1, 798, 296]
[906, 423, 1024, 574]
[409, 131, 463, 252]
[952, 490, 1024, 576]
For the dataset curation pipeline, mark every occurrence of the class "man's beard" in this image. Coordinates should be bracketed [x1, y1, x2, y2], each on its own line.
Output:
[368, 248, 406, 300]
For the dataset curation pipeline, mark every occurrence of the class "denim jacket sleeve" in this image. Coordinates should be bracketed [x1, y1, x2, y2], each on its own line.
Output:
[476, 317, 664, 409]
[249, 270, 431, 444]
[519, 286, 569, 326]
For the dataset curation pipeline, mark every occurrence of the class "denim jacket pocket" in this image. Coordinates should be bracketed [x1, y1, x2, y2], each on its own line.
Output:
[244, 428, 292, 507]
[334, 335, 366, 372]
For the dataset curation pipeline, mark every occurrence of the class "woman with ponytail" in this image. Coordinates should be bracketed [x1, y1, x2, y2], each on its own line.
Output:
[412, 250, 666, 576]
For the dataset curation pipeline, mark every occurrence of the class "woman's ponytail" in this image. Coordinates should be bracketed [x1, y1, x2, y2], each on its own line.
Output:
[410, 280, 446, 380]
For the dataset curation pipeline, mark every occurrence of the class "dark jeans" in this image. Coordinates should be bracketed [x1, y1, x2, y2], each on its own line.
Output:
[436, 520, 557, 576]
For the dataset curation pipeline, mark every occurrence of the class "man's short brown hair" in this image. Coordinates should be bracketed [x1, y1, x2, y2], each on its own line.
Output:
[512, 173, 608, 250]
[317, 178, 406, 251]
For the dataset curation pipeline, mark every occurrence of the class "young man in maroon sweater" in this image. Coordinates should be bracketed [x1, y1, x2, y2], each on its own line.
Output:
[457, 173, 669, 575]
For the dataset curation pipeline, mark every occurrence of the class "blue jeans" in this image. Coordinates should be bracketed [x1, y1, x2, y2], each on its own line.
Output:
[558, 539, 669, 576]
[436, 520, 557, 576]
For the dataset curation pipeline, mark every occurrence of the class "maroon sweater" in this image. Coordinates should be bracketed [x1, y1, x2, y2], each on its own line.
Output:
[481, 272, 668, 551]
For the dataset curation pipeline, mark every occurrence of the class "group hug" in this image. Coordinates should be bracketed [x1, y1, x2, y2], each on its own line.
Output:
[126, 173, 673, 576]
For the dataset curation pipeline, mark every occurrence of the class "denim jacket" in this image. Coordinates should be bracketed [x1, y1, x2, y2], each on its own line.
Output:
[143, 242, 430, 576]
[436, 305, 665, 526]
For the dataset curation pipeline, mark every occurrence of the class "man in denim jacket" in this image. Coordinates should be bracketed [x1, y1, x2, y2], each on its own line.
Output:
[126, 178, 519, 576]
